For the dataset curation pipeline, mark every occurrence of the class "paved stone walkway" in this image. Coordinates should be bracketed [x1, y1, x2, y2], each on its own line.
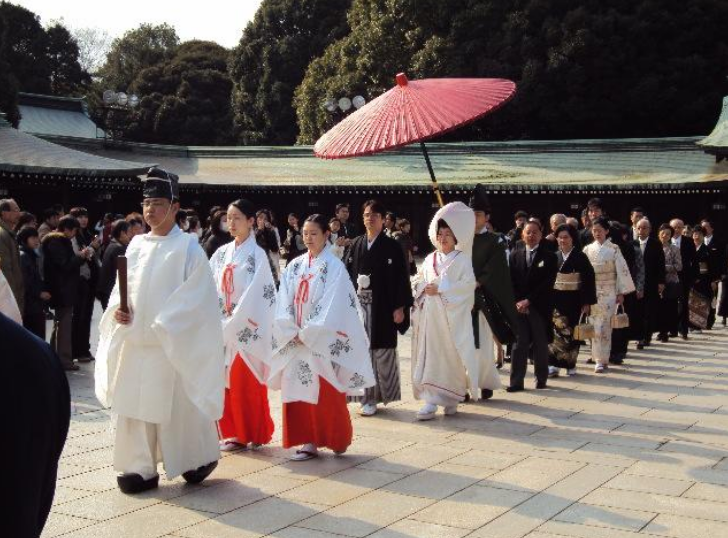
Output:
[45, 323, 728, 538]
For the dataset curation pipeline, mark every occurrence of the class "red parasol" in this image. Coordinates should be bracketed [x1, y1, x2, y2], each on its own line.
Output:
[314, 73, 516, 205]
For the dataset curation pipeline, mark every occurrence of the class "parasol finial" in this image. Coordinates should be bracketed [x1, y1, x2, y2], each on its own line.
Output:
[395, 73, 408, 87]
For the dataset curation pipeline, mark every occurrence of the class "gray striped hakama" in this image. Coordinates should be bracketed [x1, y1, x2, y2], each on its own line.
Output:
[349, 290, 401, 405]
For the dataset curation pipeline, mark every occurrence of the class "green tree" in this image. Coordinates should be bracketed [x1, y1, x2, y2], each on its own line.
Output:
[0, 11, 20, 126]
[123, 41, 234, 145]
[230, 0, 352, 145]
[295, 0, 728, 143]
[46, 23, 91, 96]
[99, 23, 179, 92]
[0, 1, 50, 93]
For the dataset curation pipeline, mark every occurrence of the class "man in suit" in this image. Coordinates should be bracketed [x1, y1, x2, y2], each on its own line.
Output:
[0, 198, 24, 315]
[630, 207, 645, 241]
[508, 221, 558, 391]
[670, 218, 695, 339]
[579, 197, 606, 247]
[634, 218, 665, 348]
[701, 218, 724, 329]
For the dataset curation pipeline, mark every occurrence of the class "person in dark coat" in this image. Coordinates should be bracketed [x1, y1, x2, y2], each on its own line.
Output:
[608, 222, 640, 364]
[42, 216, 92, 370]
[634, 219, 666, 348]
[469, 185, 517, 398]
[670, 218, 695, 339]
[701, 219, 724, 329]
[548, 223, 596, 376]
[69, 207, 101, 362]
[508, 221, 558, 391]
[97, 220, 131, 310]
[689, 225, 717, 331]
[283, 213, 306, 265]
[17, 227, 50, 339]
[202, 210, 231, 259]
[2, 312, 70, 538]
[345, 200, 413, 416]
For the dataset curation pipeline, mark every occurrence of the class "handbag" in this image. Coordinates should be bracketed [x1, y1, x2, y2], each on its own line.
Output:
[573, 312, 595, 340]
[611, 304, 630, 329]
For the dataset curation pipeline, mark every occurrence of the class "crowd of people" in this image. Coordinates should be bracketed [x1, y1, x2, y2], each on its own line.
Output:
[1, 168, 727, 504]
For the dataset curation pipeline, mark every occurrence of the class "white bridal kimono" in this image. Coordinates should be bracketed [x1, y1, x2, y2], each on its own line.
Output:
[96, 226, 225, 479]
[210, 234, 276, 383]
[268, 245, 374, 403]
[411, 201, 498, 405]
[583, 239, 635, 364]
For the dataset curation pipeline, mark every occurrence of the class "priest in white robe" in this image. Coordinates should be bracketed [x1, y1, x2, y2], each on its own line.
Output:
[95, 168, 225, 494]
[269, 214, 374, 461]
[210, 198, 276, 451]
[411, 202, 482, 420]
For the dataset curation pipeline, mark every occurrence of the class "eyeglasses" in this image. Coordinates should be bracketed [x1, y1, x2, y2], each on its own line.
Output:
[140, 201, 170, 210]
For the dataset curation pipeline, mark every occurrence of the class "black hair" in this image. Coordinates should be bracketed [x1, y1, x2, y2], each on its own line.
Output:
[554, 223, 579, 244]
[111, 219, 130, 240]
[436, 219, 458, 244]
[631, 207, 645, 215]
[15, 211, 37, 231]
[57, 215, 80, 232]
[256, 209, 272, 221]
[69, 207, 88, 218]
[335, 203, 350, 213]
[524, 219, 542, 232]
[362, 199, 386, 217]
[228, 198, 256, 220]
[587, 197, 603, 209]
[210, 210, 228, 234]
[17, 226, 38, 246]
[591, 216, 611, 232]
[693, 225, 706, 236]
[304, 214, 330, 233]
[658, 223, 673, 237]
[514, 210, 529, 220]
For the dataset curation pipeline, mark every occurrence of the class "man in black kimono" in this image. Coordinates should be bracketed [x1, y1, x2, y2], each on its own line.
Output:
[469, 185, 517, 398]
[2, 312, 70, 538]
[508, 221, 558, 391]
[345, 200, 412, 416]
[634, 219, 665, 348]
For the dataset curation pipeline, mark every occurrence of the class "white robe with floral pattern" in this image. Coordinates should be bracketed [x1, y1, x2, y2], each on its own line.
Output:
[210, 234, 277, 385]
[269, 246, 374, 404]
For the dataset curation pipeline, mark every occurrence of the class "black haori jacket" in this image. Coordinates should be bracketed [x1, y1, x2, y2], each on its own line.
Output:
[345, 233, 413, 349]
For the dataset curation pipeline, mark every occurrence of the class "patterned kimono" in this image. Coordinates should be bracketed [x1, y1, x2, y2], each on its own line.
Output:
[269, 246, 374, 451]
[210, 234, 277, 445]
[583, 240, 635, 365]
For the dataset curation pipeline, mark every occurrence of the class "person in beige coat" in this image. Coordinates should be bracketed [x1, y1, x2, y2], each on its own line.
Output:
[0, 199, 24, 314]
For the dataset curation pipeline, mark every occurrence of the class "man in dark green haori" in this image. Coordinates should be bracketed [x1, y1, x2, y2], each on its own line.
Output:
[469, 185, 518, 399]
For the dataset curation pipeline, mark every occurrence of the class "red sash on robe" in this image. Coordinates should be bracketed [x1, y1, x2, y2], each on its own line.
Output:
[218, 353, 274, 445]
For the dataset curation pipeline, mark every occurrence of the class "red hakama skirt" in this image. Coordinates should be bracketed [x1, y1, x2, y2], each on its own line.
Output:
[282, 377, 352, 452]
[218, 353, 274, 445]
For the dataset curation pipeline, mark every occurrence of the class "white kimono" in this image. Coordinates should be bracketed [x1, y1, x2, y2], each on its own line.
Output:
[411, 250, 478, 406]
[95, 226, 225, 479]
[210, 234, 276, 384]
[0, 268, 21, 324]
[583, 239, 635, 364]
[268, 246, 374, 403]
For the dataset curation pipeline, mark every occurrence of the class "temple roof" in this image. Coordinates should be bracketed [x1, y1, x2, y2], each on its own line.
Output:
[698, 96, 728, 154]
[17, 92, 100, 140]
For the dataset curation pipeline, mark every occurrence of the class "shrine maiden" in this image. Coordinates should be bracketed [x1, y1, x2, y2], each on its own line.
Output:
[269, 214, 374, 461]
[210, 198, 276, 451]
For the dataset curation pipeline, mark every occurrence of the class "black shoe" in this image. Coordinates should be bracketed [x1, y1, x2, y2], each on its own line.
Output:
[657, 334, 668, 343]
[681, 334, 688, 340]
[481, 389, 494, 400]
[117, 473, 159, 494]
[669, 332, 678, 338]
[534, 381, 547, 389]
[506, 385, 524, 393]
[609, 357, 624, 365]
[182, 461, 218, 484]
[464, 392, 471, 403]
[586, 358, 595, 364]
[636, 342, 644, 350]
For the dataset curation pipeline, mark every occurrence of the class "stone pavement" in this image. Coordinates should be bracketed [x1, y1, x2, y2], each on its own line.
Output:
[45, 323, 728, 538]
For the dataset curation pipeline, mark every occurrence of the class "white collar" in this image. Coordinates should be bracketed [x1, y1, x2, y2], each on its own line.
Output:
[705, 235, 713, 244]
[639, 237, 648, 244]
[367, 233, 380, 248]
[477, 226, 489, 235]
[526, 245, 539, 253]
[561, 248, 573, 260]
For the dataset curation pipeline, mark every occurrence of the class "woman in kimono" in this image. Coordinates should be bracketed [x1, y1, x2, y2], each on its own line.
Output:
[269, 214, 374, 461]
[210, 199, 276, 452]
[689, 225, 715, 331]
[411, 202, 487, 420]
[657, 223, 682, 342]
[583, 217, 635, 373]
[548, 224, 596, 377]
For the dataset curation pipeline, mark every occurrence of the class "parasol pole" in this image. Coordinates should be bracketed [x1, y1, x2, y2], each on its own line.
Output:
[116, 255, 129, 314]
[420, 142, 444, 207]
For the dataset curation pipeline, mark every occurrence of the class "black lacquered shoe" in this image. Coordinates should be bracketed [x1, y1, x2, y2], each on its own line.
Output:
[117, 473, 159, 494]
[182, 461, 218, 484]
[481, 389, 494, 400]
